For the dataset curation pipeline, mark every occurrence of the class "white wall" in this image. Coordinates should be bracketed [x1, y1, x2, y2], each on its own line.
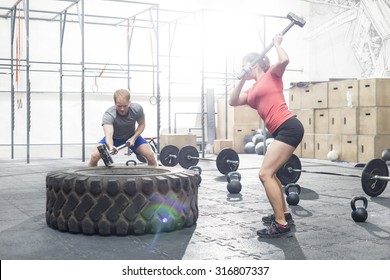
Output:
[3, 0, 354, 160]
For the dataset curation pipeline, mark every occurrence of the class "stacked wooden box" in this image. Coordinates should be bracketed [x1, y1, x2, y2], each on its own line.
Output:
[290, 78, 390, 162]
[216, 98, 260, 153]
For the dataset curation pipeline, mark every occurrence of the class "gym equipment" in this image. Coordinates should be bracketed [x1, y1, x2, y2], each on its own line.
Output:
[98, 143, 129, 167]
[361, 158, 389, 197]
[126, 159, 137, 166]
[159, 145, 180, 167]
[226, 171, 242, 194]
[381, 148, 390, 162]
[237, 12, 306, 80]
[188, 165, 202, 184]
[277, 155, 389, 197]
[178, 146, 240, 175]
[244, 142, 255, 154]
[255, 142, 265, 155]
[284, 183, 301, 206]
[351, 196, 368, 222]
[327, 150, 339, 161]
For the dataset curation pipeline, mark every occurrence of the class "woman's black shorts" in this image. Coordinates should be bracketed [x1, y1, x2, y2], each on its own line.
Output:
[271, 117, 304, 148]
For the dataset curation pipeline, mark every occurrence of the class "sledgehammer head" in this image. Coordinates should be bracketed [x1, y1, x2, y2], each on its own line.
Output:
[97, 144, 114, 167]
[287, 12, 306, 28]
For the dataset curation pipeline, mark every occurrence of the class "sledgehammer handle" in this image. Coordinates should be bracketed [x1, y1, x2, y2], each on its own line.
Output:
[237, 13, 305, 80]
[113, 143, 129, 154]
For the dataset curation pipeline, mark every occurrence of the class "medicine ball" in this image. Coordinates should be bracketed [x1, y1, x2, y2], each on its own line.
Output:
[381, 149, 390, 162]
[243, 134, 253, 144]
[244, 142, 255, 154]
[327, 150, 339, 161]
[255, 142, 265, 155]
[252, 134, 264, 145]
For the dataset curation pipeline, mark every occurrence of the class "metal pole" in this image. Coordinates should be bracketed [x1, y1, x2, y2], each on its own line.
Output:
[59, 11, 66, 158]
[23, 0, 31, 164]
[155, 5, 161, 152]
[200, 10, 205, 157]
[10, 6, 16, 159]
[81, 0, 86, 162]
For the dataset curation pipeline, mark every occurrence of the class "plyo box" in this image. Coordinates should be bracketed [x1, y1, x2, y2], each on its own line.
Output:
[314, 134, 329, 160]
[292, 109, 314, 133]
[159, 134, 197, 150]
[213, 139, 233, 154]
[328, 79, 359, 108]
[301, 133, 314, 159]
[358, 135, 390, 163]
[328, 108, 341, 134]
[288, 86, 302, 109]
[232, 125, 257, 153]
[340, 107, 359, 135]
[328, 134, 342, 159]
[359, 78, 390, 107]
[340, 135, 358, 162]
[359, 107, 390, 135]
[217, 98, 259, 139]
[314, 109, 329, 134]
[300, 82, 328, 109]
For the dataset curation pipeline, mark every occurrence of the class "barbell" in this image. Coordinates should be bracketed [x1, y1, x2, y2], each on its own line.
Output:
[178, 145, 240, 175]
[277, 154, 389, 197]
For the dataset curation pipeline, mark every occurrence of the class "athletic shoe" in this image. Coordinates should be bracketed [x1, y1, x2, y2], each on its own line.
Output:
[257, 220, 292, 238]
[262, 212, 294, 225]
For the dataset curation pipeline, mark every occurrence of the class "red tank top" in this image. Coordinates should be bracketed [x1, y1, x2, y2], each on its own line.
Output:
[245, 67, 293, 134]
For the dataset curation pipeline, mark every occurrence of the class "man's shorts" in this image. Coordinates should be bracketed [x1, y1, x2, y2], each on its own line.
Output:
[98, 135, 147, 152]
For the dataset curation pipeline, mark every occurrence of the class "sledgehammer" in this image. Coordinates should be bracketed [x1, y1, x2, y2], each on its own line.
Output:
[97, 143, 129, 167]
[237, 12, 306, 80]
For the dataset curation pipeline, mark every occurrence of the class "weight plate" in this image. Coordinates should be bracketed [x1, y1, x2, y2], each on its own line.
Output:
[216, 148, 239, 175]
[178, 146, 199, 169]
[136, 153, 147, 163]
[361, 158, 388, 197]
[159, 145, 179, 167]
[276, 154, 301, 185]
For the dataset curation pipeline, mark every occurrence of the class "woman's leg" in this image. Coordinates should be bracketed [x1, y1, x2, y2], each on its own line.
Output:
[259, 140, 295, 225]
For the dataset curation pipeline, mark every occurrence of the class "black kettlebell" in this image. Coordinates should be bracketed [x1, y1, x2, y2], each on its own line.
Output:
[226, 171, 242, 194]
[351, 196, 368, 222]
[189, 166, 202, 185]
[126, 160, 137, 166]
[285, 183, 301, 206]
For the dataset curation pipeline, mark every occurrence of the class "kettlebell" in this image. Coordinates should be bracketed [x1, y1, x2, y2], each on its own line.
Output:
[189, 166, 202, 185]
[351, 196, 368, 222]
[226, 171, 242, 194]
[285, 183, 301, 206]
[126, 159, 137, 166]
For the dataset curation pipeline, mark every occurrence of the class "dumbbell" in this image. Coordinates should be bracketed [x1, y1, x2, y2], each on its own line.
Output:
[226, 171, 242, 194]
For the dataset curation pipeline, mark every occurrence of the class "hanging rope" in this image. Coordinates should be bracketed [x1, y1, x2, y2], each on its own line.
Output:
[93, 20, 134, 93]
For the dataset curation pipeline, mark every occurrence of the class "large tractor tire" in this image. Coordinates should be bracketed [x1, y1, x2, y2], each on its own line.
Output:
[45, 166, 200, 235]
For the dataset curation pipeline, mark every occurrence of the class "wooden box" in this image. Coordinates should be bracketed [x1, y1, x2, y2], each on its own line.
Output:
[359, 78, 390, 107]
[359, 107, 390, 135]
[160, 134, 197, 150]
[358, 135, 390, 163]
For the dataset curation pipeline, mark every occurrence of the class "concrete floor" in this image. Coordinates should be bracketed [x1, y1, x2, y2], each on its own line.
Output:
[1, 153, 390, 260]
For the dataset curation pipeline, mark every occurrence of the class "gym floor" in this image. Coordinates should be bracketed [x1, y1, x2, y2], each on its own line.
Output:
[1, 153, 390, 260]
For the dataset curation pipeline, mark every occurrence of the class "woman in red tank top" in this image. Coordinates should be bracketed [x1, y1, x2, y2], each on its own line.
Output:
[229, 34, 304, 238]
